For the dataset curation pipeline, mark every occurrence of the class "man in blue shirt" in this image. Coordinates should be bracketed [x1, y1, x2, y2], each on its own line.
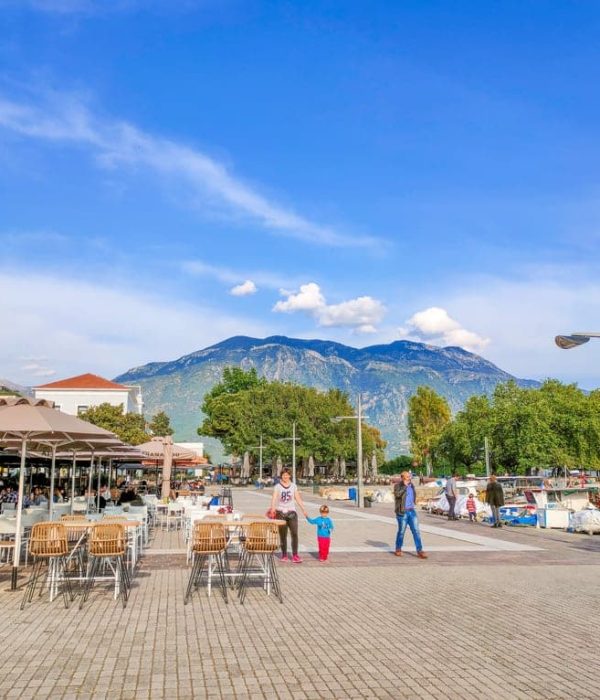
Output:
[393, 471, 428, 559]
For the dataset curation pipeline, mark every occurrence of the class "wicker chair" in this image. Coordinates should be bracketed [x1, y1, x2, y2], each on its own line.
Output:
[21, 522, 73, 610]
[184, 522, 229, 604]
[101, 516, 140, 569]
[79, 523, 130, 609]
[237, 521, 282, 605]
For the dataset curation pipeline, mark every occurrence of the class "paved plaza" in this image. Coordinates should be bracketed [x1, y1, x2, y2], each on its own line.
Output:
[0, 488, 599, 699]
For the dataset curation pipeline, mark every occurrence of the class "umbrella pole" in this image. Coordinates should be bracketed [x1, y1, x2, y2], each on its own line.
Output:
[87, 452, 94, 513]
[12, 437, 27, 590]
[96, 458, 102, 511]
[71, 452, 76, 515]
[49, 444, 57, 520]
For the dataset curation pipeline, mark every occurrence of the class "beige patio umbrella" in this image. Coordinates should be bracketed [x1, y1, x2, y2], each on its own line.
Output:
[332, 457, 339, 478]
[371, 453, 378, 478]
[5, 435, 124, 516]
[50, 444, 145, 510]
[0, 397, 51, 407]
[136, 437, 195, 499]
[276, 455, 283, 477]
[340, 457, 347, 478]
[307, 455, 315, 479]
[0, 398, 118, 588]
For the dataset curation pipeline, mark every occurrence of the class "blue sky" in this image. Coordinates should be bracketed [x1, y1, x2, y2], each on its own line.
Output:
[1, 0, 600, 388]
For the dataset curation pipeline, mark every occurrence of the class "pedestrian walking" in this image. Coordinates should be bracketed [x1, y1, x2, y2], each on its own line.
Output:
[306, 505, 334, 562]
[486, 475, 505, 527]
[394, 471, 428, 559]
[269, 468, 308, 563]
[466, 493, 477, 522]
[445, 471, 459, 520]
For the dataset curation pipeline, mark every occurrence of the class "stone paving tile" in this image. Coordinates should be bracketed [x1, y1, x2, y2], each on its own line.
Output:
[0, 488, 599, 699]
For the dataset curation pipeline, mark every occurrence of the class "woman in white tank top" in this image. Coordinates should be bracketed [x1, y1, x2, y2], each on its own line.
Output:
[270, 469, 308, 563]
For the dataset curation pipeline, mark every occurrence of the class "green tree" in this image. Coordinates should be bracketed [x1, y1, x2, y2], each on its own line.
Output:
[437, 378, 600, 475]
[148, 410, 174, 437]
[79, 403, 150, 445]
[407, 386, 451, 474]
[198, 368, 386, 468]
[437, 395, 493, 472]
[490, 381, 557, 472]
[379, 455, 414, 475]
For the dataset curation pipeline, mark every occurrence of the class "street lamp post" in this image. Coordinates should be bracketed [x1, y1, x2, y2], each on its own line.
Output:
[555, 332, 600, 349]
[248, 435, 264, 480]
[332, 394, 364, 509]
[276, 422, 299, 482]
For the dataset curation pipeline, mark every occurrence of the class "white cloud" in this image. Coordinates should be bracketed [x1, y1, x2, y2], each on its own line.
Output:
[0, 269, 267, 385]
[318, 297, 385, 332]
[273, 282, 385, 332]
[182, 259, 292, 290]
[401, 306, 490, 353]
[441, 270, 600, 386]
[388, 265, 600, 388]
[229, 280, 257, 297]
[0, 91, 382, 250]
[273, 283, 325, 313]
[20, 362, 56, 378]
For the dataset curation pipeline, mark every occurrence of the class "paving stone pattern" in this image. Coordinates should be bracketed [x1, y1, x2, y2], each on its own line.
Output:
[0, 488, 599, 699]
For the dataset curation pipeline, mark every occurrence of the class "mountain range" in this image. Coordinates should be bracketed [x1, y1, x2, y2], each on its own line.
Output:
[115, 335, 538, 458]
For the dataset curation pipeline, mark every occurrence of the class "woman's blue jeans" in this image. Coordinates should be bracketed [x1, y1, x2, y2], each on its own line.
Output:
[395, 509, 423, 552]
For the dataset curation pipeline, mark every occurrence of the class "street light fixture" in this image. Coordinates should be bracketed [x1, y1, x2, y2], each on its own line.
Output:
[555, 332, 600, 350]
[276, 421, 299, 483]
[332, 394, 365, 509]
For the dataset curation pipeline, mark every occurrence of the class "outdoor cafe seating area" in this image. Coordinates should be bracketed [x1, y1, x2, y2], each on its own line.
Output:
[0, 487, 285, 609]
[0, 398, 285, 611]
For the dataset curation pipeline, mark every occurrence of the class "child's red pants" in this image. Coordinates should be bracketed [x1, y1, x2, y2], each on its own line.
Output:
[318, 536, 331, 560]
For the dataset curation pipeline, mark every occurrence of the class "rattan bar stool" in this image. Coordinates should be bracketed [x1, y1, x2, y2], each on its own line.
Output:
[184, 522, 229, 604]
[237, 522, 283, 605]
[79, 523, 130, 609]
[21, 522, 73, 610]
[102, 516, 140, 570]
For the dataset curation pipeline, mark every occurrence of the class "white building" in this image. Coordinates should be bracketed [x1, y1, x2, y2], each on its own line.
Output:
[34, 373, 144, 416]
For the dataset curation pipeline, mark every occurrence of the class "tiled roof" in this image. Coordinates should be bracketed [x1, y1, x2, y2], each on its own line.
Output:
[35, 373, 129, 390]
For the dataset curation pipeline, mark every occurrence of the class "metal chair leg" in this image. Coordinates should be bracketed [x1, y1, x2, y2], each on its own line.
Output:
[117, 557, 128, 608]
[268, 554, 283, 603]
[215, 552, 228, 604]
[20, 558, 44, 610]
[59, 556, 73, 608]
[184, 554, 203, 604]
[79, 556, 99, 608]
[238, 551, 256, 605]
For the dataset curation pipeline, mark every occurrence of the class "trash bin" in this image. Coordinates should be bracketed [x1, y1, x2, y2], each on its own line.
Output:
[348, 487, 357, 501]
[363, 497, 372, 508]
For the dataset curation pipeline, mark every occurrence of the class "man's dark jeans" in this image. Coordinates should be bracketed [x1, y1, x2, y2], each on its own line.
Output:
[447, 495, 457, 519]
